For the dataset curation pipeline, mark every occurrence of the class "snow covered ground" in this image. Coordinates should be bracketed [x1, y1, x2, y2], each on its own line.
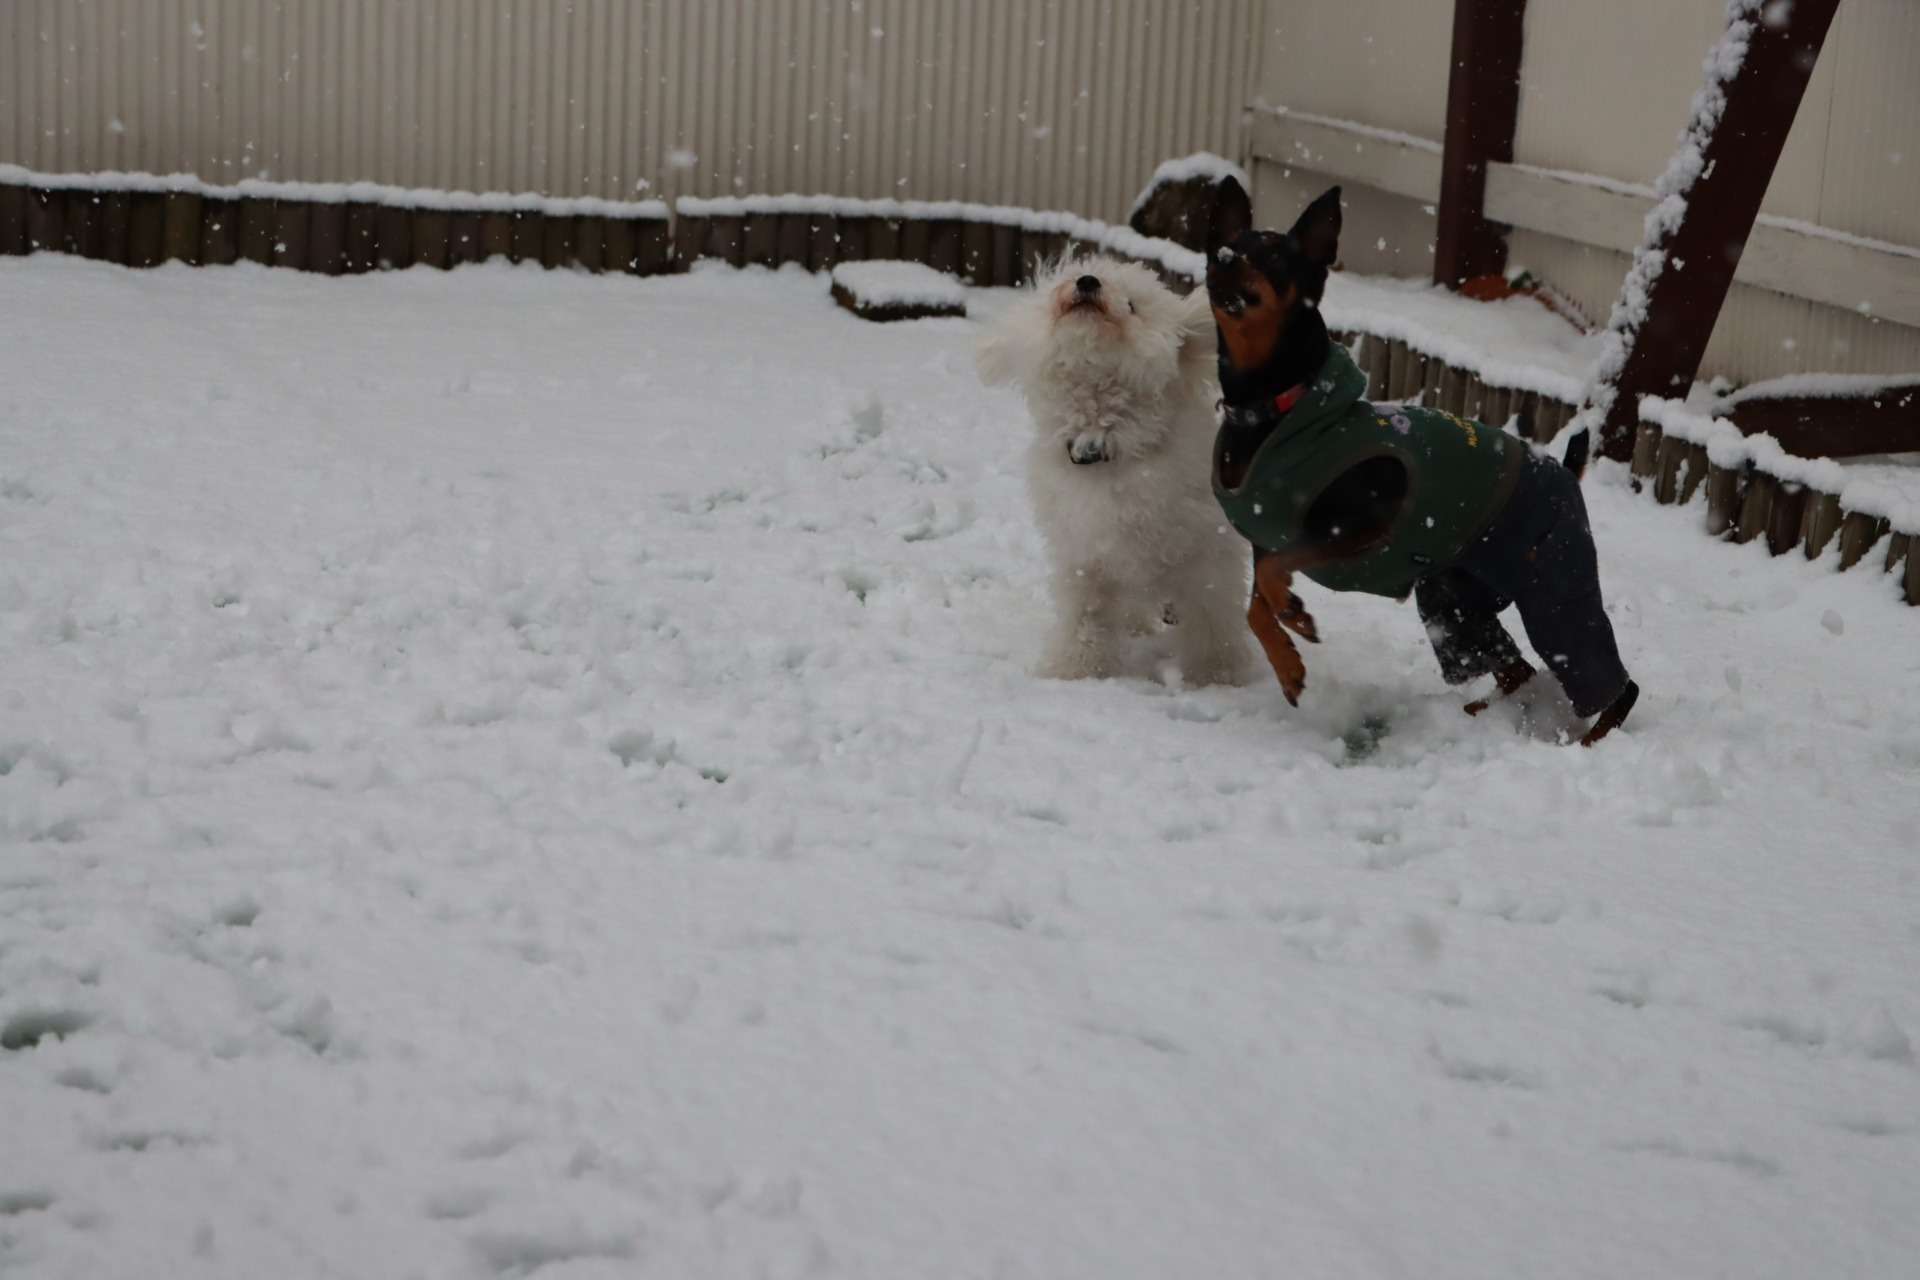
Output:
[3, 255, 1918, 1279]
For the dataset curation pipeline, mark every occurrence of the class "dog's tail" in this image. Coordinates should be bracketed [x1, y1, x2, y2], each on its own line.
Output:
[1561, 427, 1590, 481]
[1516, 400, 1590, 480]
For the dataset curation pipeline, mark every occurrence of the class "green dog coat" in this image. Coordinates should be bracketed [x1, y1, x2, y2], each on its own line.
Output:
[1212, 346, 1524, 599]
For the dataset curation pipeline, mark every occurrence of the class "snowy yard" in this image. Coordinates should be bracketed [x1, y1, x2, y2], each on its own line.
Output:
[5, 255, 1920, 1278]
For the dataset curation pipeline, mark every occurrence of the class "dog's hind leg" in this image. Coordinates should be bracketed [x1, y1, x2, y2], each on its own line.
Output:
[1037, 568, 1126, 680]
[1245, 550, 1326, 704]
[1254, 554, 1320, 644]
[1578, 679, 1639, 746]
[1463, 658, 1538, 716]
[1169, 569, 1255, 687]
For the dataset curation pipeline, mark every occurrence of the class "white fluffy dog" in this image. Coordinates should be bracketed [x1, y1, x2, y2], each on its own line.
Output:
[977, 257, 1252, 686]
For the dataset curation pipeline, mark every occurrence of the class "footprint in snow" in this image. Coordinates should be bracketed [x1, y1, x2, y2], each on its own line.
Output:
[898, 497, 975, 543]
[52, 1063, 115, 1095]
[1731, 1012, 1827, 1050]
[452, 1130, 530, 1162]
[1158, 816, 1221, 843]
[1076, 1020, 1185, 1056]
[1613, 1138, 1779, 1179]
[1451, 885, 1565, 925]
[0, 1007, 92, 1052]
[0, 1190, 55, 1216]
[89, 1127, 213, 1153]
[1591, 973, 1653, 1009]
[1823, 1115, 1909, 1138]
[1428, 1038, 1540, 1090]
[468, 1227, 637, 1277]
[422, 1186, 495, 1221]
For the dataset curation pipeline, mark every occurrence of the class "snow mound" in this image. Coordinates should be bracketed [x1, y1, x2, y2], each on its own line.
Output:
[830, 260, 967, 309]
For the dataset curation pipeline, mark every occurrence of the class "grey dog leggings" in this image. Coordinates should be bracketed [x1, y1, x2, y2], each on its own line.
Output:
[1414, 452, 1630, 719]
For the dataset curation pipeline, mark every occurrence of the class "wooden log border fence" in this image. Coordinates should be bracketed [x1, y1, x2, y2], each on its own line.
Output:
[1622, 410, 1918, 605]
[3, 171, 1912, 608]
[0, 173, 675, 276]
[0, 176, 1192, 291]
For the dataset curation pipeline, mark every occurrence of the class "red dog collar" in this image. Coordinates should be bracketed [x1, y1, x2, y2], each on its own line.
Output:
[1271, 384, 1307, 415]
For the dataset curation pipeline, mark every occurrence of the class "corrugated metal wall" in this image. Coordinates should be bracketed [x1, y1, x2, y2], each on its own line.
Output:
[0, 0, 1255, 223]
[1248, 0, 1920, 383]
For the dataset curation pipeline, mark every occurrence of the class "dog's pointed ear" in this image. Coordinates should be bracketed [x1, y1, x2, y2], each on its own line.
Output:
[1290, 186, 1342, 268]
[1206, 176, 1254, 258]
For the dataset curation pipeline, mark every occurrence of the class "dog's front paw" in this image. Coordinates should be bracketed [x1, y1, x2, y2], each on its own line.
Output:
[1067, 433, 1112, 465]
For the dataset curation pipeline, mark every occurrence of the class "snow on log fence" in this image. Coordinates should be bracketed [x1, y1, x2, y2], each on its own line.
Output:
[0, 169, 1196, 291]
[0, 168, 675, 275]
[3, 168, 1913, 608]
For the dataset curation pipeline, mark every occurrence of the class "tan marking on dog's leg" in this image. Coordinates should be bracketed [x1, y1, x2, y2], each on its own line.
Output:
[1247, 590, 1307, 705]
[1254, 555, 1319, 644]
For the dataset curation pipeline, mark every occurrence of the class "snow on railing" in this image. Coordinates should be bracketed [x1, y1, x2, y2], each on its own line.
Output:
[0, 163, 670, 220]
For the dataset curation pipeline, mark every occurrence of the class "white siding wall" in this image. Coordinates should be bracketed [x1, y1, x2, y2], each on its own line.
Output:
[1246, 0, 1920, 383]
[1245, 0, 1449, 279]
[0, 0, 1255, 223]
[1511, 0, 1920, 380]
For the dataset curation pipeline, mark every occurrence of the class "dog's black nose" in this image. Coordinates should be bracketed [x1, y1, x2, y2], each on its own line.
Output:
[1075, 275, 1101, 294]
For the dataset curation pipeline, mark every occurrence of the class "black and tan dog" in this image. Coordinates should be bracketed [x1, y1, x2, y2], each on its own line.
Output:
[1203, 177, 1638, 746]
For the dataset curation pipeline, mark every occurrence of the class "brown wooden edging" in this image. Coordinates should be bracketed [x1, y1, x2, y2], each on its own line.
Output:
[0, 177, 676, 279]
[670, 208, 1063, 290]
[1349, 334, 1578, 448]
[1628, 417, 1919, 604]
[829, 281, 966, 324]
[5, 180, 1106, 293]
[1726, 386, 1920, 460]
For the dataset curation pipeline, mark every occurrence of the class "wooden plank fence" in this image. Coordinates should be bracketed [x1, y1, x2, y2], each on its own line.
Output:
[0, 177, 674, 277]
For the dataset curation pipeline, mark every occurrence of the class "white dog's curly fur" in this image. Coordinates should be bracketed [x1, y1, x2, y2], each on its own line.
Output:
[977, 256, 1252, 686]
